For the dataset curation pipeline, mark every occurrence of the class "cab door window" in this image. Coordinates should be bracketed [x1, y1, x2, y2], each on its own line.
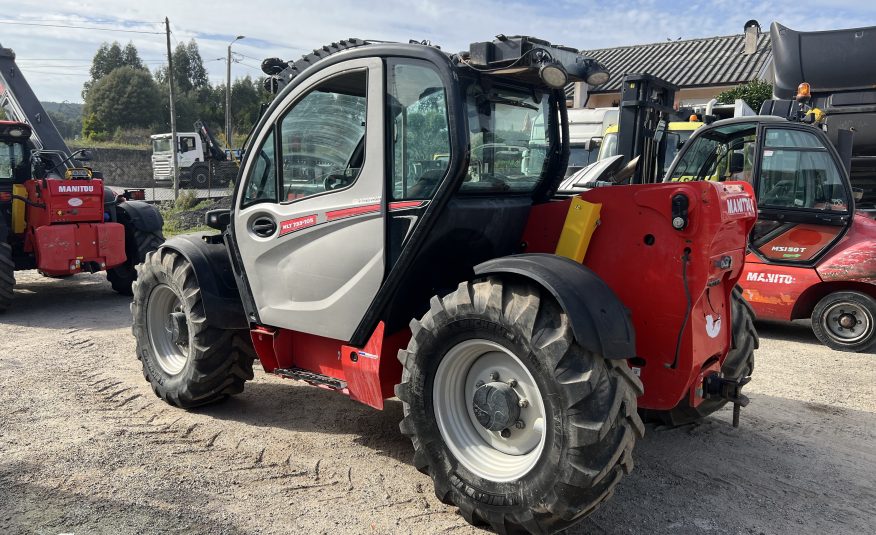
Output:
[279, 70, 368, 201]
[387, 61, 451, 200]
[758, 128, 848, 212]
[241, 128, 277, 206]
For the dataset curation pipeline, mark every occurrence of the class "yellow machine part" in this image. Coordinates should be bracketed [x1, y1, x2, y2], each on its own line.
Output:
[555, 198, 601, 263]
[11, 183, 26, 234]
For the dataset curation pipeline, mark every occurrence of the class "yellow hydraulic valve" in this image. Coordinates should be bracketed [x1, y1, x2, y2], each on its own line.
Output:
[11, 183, 26, 234]
[555, 197, 601, 263]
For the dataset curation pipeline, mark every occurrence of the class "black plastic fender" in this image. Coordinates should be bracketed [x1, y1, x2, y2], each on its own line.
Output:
[474, 253, 636, 360]
[117, 200, 163, 232]
[159, 233, 249, 330]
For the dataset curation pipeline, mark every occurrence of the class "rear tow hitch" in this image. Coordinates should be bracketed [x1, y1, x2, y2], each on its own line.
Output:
[704, 374, 751, 427]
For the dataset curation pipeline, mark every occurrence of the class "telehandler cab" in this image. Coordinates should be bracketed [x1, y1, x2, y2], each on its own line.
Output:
[131, 36, 758, 533]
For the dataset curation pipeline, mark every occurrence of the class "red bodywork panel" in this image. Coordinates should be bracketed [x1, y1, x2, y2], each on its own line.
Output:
[251, 322, 408, 410]
[30, 223, 126, 275]
[741, 213, 876, 321]
[522, 181, 757, 410]
[17, 178, 127, 276]
[250, 181, 757, 412]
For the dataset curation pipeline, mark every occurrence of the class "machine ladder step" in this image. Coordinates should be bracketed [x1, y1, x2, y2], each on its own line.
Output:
[273, 367, 347, 390]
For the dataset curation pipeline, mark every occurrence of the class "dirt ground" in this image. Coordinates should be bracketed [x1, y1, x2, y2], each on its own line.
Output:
[1, 271, 874, 535]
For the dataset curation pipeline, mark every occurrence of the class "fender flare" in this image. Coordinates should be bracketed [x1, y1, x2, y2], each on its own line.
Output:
[474, 253, 636, 360]
[159, 233, 249, 330]
[116, 200, 163, 232]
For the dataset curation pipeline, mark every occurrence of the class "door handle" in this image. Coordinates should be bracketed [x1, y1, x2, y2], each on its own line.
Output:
[251, 216, 277, 238]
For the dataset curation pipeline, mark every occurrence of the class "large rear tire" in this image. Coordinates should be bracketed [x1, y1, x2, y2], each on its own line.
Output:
[107, 228, 164, 296]
[131, 248, 255, 408]
[0, 242, 14, 313]
[189, 164, 210, 188]
[646, 286, 758, 426]
[396, 277, 643, 534]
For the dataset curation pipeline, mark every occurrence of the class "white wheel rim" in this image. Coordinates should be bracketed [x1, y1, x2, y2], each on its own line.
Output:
[433, 339, 547, 482]
[146, 284, 189, 375]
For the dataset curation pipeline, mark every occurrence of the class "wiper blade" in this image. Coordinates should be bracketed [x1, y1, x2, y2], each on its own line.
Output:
[488, 95, 538, 110]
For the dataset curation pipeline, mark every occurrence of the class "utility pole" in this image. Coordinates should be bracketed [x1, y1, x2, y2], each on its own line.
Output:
[225, 35, 245, 151]
[165, 17, 179, 200]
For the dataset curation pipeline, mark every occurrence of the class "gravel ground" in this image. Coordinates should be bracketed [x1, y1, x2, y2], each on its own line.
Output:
[1, 271, 874, 535]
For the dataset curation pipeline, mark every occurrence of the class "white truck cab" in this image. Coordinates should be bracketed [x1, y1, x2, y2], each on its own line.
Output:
[150, 132, 207, 185]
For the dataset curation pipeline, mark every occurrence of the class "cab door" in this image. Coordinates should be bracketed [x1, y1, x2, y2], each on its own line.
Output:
[749, 123, 853, 265]
[232, 58, 385, 341]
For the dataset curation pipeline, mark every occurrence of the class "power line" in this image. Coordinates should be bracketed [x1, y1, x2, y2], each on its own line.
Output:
[0, 20, 164, 34]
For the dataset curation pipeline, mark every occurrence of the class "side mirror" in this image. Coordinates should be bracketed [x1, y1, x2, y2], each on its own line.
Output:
[77, 149, 94, 162]
[730, 152, 745, 174]
[206, 208, 231, 231]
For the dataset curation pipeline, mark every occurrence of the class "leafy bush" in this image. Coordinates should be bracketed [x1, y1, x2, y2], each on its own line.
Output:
[716, 80, 774, 113]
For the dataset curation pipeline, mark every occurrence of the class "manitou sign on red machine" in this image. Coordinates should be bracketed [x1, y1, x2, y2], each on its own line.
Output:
[0, 44, 164, 312]
[130, 36, 758, 533]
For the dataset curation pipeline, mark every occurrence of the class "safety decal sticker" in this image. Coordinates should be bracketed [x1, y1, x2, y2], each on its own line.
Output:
[279, 214, 318, 236]
[705, 314, 722, 338]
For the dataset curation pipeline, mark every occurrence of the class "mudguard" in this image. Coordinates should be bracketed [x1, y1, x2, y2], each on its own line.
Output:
[117, 200, 163, 232]
[474, 253, 636, 360]
[160, 233, 249, 330]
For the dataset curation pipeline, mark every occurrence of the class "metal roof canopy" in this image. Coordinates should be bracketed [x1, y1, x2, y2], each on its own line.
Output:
[575, 31, 772, 94]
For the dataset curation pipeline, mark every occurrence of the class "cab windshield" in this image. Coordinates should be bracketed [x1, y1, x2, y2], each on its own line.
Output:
[152, 138, 172, 153]
[0, 141, 27, 181]
[667, 123, 757, 183]
[464, 84, 553, 193]
[597, 131, 618, 161]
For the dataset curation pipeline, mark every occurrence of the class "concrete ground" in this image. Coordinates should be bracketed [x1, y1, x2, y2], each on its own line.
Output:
[1, 271, 874, 535]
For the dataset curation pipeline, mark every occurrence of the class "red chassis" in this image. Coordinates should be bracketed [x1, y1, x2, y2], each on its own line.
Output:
[248, 180, 757, 413]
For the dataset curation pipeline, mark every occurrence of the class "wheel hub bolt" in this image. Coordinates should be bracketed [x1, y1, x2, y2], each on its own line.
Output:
[507, 379, 517, 387]
[515, 420, 526, 429]
[518, 399, 529, 408]
[490, 371, 500, 381]
[500, 429, 511, 438]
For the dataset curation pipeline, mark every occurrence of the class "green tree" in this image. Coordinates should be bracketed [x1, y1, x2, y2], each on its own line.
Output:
[716, 79, 774, 113]
[82, 41, 146, 99]
[82, 68, 161, 139]
[156, 39, 209, 94]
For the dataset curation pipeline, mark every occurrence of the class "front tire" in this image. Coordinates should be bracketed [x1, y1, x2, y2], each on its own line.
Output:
[811, 291, 876, 352]
[396, 277, 643, 534]
[190, 164, 210, 188]
[0, 242, 14, 313]
[131, 248, 255, 408]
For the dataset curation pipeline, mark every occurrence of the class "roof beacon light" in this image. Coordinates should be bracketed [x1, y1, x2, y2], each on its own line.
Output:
[689, 114, 698, 122]
[796, 82, 811, 101]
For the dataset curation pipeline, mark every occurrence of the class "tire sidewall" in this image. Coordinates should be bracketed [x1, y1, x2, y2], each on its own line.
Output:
[133, 256, 197, 396]
[812, 291, 876, 351]
[191, 165, 209, 187]
[407, 314, 566, 510]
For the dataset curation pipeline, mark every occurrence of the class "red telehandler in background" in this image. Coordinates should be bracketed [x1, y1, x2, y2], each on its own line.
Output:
[0, 44, 164, 312]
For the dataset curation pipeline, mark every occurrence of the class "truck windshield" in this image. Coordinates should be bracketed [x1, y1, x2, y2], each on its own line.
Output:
[463, 84, 552, 193]
[152, 138, 172, 153]
[0, 141, 27, 181]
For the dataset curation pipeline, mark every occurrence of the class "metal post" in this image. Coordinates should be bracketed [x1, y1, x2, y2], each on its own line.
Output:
[165, 17, 179, 201]
[225, 36, 245, 152]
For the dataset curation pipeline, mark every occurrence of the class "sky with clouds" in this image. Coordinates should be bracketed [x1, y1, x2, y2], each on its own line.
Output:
[1, 0, 874, 103]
